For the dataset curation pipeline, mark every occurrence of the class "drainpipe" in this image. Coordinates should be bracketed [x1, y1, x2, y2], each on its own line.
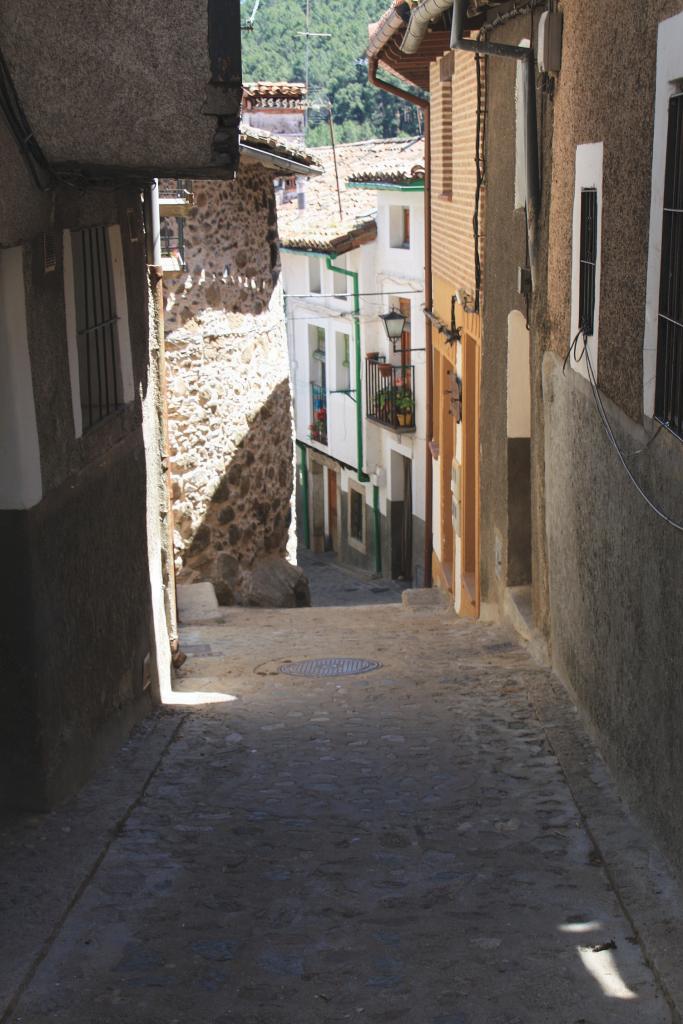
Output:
[369, 59, 433, 587]
[144, 181, 179, 660]
[297, 440, 311, 548]
[450, 0, 540, 288]
[324, 255, 369, 483]
[373, 484, 382, 575]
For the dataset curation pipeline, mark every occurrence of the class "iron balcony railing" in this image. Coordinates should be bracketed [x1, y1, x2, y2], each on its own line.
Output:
[160, 217, 187, 270]
[366, 360, 416, 432]
[310, 382, 328, 445]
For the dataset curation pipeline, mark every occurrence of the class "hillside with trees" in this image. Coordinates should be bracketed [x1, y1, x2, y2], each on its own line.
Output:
[241, 0, 424, 144]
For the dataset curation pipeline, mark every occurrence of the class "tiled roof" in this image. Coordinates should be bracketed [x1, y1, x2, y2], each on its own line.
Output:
[244, 82, 307, 101]
[347, 160, 425, 185]
[278, 136, 424, 251]
[280, 215, 378, 255]
[240, 125, 322, 170]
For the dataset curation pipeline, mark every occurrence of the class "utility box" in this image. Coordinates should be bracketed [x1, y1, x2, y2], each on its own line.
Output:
[537, 11, 563, 74]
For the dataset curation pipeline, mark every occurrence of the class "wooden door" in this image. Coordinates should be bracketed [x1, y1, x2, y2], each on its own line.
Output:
[461, 331, 480, 617]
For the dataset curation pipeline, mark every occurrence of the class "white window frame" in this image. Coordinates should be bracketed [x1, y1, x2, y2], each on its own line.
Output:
[332, 255, 349, 301]
[335, 330, 351, 392]
[389, 205, 411, 250]
[63, 224, 134, 438]
[643, 10, 683, 420]
[347, 479, 367, 553]
[309, 255, 322, 295]
[0, 247, 42, 509]
[514, 39, 531, 210]
[569, 142, 603, 381]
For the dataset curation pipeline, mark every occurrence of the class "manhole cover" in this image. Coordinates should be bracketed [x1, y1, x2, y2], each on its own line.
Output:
[279, 657, 381, 678]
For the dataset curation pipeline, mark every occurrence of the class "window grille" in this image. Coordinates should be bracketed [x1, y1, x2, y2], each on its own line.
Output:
[655, 92, 683, 439]
[72, 226, 122, 430]
[350, 488, 364, 542]
[578, 187, 598, 335]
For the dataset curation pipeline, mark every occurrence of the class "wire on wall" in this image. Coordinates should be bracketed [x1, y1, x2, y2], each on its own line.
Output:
[564, 330, 683, 533]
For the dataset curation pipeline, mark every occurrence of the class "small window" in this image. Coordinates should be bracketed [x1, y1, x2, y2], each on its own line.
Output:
[309, 256, 321, 294]
[332, 256, 348, 300]
[655, 92, 683, 439]
[390, 206, 410, 249]
[336, 331, 351, 391]
[579, 188, 598, 336]
[72, 226, 123, 430]
[569, 142, 602, 380]
[349, 487, 365, 545]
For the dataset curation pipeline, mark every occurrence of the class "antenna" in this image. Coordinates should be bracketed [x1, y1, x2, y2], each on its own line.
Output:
[296, 0, 330, 132]
[241, 0, 260, 31]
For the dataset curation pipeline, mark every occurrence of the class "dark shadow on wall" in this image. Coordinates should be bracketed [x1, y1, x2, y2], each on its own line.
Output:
[178, 377, 305, 606]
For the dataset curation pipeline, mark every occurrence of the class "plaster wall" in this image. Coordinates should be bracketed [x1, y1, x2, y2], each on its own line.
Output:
[0, 0, 241, 175]
[0, 176, 158, 808]
[543, 352, 683, 871]
[542, 0, 683, 870]
[164, 170, 296, 605]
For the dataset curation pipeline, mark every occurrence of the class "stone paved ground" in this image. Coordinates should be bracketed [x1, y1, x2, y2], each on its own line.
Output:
[1, 603, 680, 1024]
[298, 549, 409, 607]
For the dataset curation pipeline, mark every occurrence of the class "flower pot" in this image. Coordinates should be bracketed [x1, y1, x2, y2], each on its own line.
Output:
[379, 364, 393, 378]
[397, 412, 411, 428]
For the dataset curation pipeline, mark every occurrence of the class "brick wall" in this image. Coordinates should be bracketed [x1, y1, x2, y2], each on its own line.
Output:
[430, 50, 482, 300]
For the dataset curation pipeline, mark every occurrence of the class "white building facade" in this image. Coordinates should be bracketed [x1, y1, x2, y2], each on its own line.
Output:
[282, 176, 427, 583]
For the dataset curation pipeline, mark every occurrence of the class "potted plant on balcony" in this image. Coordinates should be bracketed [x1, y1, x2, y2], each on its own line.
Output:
[395, 388, 415, 428]
[374, 386, 394, 420]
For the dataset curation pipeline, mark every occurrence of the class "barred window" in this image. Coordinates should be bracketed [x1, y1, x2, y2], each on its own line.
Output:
[655, 92, 683, 439]
[579, 188, 598, 336]
[72, 227, 123, 430]
[350, 488, 364, 542]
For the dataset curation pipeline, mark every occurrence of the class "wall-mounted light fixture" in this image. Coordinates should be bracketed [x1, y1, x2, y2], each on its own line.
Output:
[379, 307, 426, 353]
[379, 307, 407, 346]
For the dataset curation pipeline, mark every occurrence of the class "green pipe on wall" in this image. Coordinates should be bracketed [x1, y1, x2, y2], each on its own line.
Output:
[325, 255, 369, 483]
[296, 440, 310, 549]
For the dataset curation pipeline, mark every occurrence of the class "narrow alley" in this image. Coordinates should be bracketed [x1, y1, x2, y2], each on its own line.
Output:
[2, 579, 681, 1023]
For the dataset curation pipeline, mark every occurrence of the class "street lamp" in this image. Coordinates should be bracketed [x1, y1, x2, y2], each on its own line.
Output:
[378, 308, 406, 349]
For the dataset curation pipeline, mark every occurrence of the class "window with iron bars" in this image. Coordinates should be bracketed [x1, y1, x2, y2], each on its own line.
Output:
[655, 92, 683, 439]
[72, 226, 123, 430]
[578, 187, 598, 336]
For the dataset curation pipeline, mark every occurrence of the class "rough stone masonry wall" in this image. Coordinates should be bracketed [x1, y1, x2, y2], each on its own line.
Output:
[164, 167, 296, 605]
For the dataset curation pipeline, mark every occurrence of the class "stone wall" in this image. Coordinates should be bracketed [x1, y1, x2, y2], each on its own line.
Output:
[164, 167, 297, 605]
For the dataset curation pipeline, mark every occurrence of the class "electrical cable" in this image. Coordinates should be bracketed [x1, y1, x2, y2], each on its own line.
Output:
[564, 329, 683, 533]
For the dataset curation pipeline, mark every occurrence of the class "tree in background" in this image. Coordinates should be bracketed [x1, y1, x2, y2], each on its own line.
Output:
[241, 0, 424, 143]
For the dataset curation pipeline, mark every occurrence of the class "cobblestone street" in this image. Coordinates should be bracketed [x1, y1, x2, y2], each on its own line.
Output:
[1, 592, 681, 1023]
[298, 550, 409, 607]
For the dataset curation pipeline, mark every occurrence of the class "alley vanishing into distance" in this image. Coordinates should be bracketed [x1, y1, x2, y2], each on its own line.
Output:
[1, 565, 680, 1024]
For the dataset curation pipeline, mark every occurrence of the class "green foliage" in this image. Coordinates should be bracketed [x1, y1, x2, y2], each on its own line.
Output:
[241, 0, 424, 142]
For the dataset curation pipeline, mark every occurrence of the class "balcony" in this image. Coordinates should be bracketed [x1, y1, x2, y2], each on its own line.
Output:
[366, 360, 416, 432]
[309, 383, 328, 445]
[159, 180, 195, 218]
